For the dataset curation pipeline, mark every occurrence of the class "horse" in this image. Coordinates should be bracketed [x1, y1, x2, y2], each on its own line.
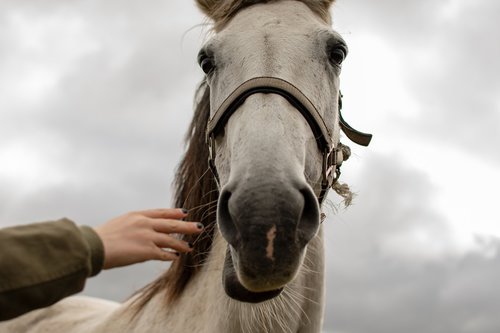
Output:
[0, 1, 371, 332]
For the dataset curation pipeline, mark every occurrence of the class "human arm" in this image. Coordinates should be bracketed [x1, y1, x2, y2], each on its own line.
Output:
[0, 219, 100, 321]
[0, 208, 201, 321]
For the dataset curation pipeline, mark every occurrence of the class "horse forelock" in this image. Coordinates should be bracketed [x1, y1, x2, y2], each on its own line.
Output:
[131, 82, 219, 312]
[197, 0, 335, 31]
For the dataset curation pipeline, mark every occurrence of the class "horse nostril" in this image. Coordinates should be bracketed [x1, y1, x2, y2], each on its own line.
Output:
[217, 187, 239, 246]
[297, 187, 320, 245]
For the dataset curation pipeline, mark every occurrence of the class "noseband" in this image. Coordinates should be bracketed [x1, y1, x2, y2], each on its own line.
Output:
[206, 76, 372, 204]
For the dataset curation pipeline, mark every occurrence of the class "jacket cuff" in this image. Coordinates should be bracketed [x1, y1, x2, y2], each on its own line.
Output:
[79, 226, 105, 277]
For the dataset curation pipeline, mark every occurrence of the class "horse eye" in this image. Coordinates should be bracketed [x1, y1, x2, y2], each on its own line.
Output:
[197, 51, 215, 75]
[329, 47, 346, 66]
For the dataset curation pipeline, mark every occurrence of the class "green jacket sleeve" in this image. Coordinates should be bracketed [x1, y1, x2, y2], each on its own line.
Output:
[0, 219, 104, 321]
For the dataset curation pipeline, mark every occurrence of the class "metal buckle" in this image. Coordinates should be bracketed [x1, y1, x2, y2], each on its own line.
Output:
[207, 134, 220, 187]
[208, 134, 216, 162]
[322, 146, 337, 183]
[319, 147, 336, 204]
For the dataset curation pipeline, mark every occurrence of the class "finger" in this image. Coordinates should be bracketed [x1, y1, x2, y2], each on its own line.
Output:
[155, 249, 180, 261]
[154, 234, 192, 253]
[134, 208, 187, 219]
[152, 219, 203, 235]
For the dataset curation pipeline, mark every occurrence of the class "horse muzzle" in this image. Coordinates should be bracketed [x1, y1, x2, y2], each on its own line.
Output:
[218, 178, 320, 302]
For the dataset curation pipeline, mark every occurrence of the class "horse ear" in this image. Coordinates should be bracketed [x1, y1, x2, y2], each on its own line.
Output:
[196, 0, 221, 19]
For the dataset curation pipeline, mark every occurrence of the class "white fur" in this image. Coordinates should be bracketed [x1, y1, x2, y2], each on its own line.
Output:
[0, 2, 343, 332]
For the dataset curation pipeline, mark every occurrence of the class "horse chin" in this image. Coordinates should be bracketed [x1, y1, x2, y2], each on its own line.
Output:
[222, 246, 283, 303]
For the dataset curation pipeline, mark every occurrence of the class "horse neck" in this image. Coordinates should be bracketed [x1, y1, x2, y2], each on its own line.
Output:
[130, 227, 325, 333]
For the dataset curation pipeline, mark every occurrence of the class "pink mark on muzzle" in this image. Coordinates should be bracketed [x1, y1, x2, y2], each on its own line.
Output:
[266, 224, 277, 261]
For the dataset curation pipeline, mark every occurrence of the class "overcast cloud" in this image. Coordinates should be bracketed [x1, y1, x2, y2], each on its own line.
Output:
[1, 1, 499, 332]
[324, 154, 500, 333]
[337, 0, 500, 164]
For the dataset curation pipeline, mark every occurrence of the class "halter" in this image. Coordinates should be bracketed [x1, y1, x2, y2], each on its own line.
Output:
[206, 77, 372, 204]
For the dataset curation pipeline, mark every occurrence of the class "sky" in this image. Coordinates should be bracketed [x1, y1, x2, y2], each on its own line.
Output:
[0, 0, 499, 332]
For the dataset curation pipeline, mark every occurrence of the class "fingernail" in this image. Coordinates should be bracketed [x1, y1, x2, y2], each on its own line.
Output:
[196, 223, 204, 230]
[181, 208, 189, 214]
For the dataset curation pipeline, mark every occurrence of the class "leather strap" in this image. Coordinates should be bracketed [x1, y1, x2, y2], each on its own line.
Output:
[207, 77, 333, 152]
[338, 92, 372, 146]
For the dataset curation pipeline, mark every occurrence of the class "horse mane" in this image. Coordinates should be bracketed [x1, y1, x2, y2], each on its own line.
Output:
[132, 0, 339, 313]
[197, 0, 335, 31]
[132, 81, 219, 311]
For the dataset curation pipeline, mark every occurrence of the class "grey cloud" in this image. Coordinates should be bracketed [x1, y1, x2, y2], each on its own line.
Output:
[323, 153, 500, 333]
[337, 0, 500, 164]
[0, 0, 206, 226]
[334, 0, 443, 43]
[0, 0, 207, 210]
[0, 169, 174, 227]
[326, 248, 500, 333]
[404, 0, 500, 164]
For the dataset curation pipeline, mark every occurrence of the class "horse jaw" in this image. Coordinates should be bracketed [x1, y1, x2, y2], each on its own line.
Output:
[222, 246, 284, 303]
[204, 2, 341, 302]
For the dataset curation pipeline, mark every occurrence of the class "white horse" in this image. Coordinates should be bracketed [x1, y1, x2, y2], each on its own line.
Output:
[0, 1, 371, 332]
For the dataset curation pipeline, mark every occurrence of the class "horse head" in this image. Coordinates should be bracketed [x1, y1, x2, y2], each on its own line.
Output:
[196, 0, 350, 303]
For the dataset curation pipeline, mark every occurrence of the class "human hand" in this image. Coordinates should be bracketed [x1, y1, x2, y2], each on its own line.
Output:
[94, 208, 202, 269]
